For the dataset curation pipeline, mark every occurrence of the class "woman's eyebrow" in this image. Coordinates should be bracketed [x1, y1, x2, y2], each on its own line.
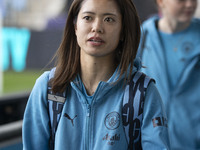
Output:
[82, 11, 95, 15]
[82, 11, 117, 17]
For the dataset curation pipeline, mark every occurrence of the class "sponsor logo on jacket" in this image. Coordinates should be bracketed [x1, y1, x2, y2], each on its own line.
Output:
[103, 133, 120, 145]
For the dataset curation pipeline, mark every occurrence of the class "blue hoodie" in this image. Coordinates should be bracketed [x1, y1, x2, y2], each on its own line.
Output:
[22, 60, 169, 150]
[138, 16, 200, 149]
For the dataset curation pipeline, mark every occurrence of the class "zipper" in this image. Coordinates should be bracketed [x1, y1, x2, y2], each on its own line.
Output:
[87, 104, 91, 117]
[84, 82, 103, 150]
[85, 104, 91, 150]
[70, 81, 103, 150]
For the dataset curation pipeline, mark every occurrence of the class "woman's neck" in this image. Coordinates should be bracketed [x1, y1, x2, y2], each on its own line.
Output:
[80, 54, 117, 96]
[158, 17, 190, 33]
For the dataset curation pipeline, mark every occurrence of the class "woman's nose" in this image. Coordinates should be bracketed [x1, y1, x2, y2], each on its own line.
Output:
[91, 19, 104, 33]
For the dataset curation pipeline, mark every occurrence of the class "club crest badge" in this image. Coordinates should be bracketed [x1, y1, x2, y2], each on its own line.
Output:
[104, 112, 120, 130]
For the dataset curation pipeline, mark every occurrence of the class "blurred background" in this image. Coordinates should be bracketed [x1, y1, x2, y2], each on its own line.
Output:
[0, 0, 199, 149]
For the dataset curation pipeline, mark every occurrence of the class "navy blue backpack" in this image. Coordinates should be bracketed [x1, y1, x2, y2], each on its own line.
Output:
[47, 70, 154, 150]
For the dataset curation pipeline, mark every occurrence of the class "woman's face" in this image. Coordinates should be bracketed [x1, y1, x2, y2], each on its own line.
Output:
[75, 0, 122, 58]
[160, 0, 197, 23]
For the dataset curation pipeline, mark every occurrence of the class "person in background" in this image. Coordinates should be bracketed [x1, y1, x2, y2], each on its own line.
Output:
[22, 0, 170, 149]
[138, 0, 200, 149]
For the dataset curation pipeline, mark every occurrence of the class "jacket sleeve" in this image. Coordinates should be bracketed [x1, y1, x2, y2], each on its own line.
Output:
[22, 72, 50, 150]
[141, 82, 170, 150]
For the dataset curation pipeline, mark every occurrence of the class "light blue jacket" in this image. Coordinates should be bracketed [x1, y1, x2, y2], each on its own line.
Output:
[138, 16, 200, 149]
[22, 60, 169, 150]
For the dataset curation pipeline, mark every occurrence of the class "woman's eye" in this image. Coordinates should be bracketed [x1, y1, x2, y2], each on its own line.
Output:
[83, 16, 92, 21]
[176, 0, 190, 2]
[104, 17, 114, 23]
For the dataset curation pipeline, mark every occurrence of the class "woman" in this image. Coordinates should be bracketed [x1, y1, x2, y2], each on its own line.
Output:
[138, 0, 200, 149]
[23, 0, 169, 149]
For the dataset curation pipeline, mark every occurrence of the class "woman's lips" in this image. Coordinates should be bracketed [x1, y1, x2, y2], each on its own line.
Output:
[88, 37, 105, 46]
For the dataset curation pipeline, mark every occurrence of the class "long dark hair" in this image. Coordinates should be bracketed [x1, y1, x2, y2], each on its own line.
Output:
[51, 0, 141, 93]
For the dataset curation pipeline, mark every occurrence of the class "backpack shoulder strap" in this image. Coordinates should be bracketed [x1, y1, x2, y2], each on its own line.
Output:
[122, 71, 154, 150]
[47, 68, 66, 150]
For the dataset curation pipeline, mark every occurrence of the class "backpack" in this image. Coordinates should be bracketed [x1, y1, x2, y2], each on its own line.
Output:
[47, 69, 154, 150]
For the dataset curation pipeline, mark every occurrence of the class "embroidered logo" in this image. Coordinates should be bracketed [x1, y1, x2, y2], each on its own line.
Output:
[103, 133, 120, 145]
[152, 116, 167, 128]
[64, 113, 77, 126]
[104, 112, 120, 130]
[182, 42, 194, 53]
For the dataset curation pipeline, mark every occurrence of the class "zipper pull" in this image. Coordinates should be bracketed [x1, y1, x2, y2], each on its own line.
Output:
[87, 104, 91, 117]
